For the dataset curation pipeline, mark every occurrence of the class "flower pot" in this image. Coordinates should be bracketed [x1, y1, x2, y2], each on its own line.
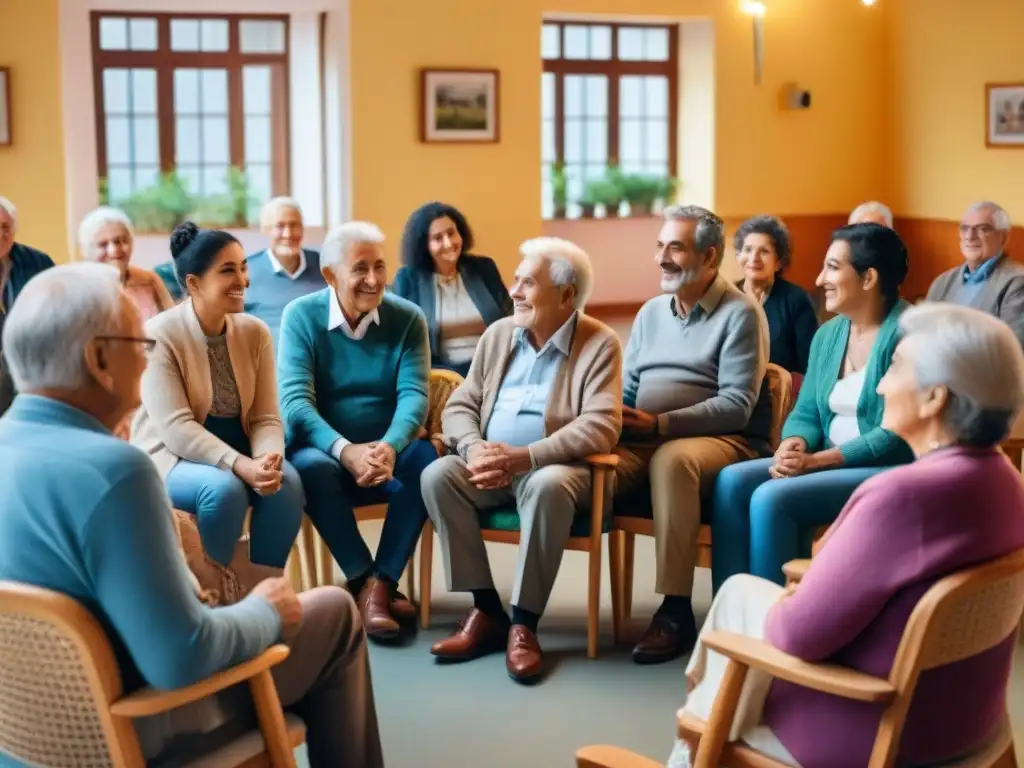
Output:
[554, 205, 567, 219]
[580, 204, 596, 219]
[629, 202, 652, 217]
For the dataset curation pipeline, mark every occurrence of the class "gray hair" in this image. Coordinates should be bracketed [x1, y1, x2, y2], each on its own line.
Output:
[77, 206, 134, 257]
[3, 263, 125, 391]
[965, 200, 1012, 231]
[849, 201, 894, 228]
[260, 196, 303, 229]
[663, 204, 726, 267]
[519, 237, 594, 310]
[320, 221, 385, 269]
[0, 196, 17, 233]
[899, 303, 1024, 447]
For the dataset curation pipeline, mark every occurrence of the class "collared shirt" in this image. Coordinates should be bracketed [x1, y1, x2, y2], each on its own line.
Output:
[327, 287, 380, 340]
[957, 253, 1004, 307]
[670, 272, 729, 325]
[265, 248, 307, 280]
[484, 312, 578, 452]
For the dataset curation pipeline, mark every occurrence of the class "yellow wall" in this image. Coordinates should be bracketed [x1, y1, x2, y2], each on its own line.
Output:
[0, 0, 68, 261]
[888, 0, 1024, 221]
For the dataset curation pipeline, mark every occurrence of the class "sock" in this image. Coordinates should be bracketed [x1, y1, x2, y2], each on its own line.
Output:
[656, 595, 694, 623]
[511, 605, 540, 633]
[472, 588, 505, 618]
[375, 571, 397, 589]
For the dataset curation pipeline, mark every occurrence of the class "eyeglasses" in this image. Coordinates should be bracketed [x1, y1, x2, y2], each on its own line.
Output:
[95, 335, 157, 355]
[959, 224, 997, 237]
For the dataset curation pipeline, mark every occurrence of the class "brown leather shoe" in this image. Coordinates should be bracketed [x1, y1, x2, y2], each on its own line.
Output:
[390, 590, 417, 621]
[631, 613, 697, 665]
[506, 625, 543, 682]
[430, 608, 509, 661]
[357, 578, 401, 641]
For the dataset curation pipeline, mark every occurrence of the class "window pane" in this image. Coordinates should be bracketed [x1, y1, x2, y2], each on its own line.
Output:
[176, 117, 201, 164]
[645, 28, 670, 61]
[134, 117, 160, 165]
[174, 69, 200, 114]
[541, 24, 560, 60]
[542, 119, 555, 163]
[99, 17, 128, 51]
[620, 76, 642, 118]
[564, 76, 583, 118]
[619, 119, 642, 162]
[565, 165, 585, 207]
[564, 118, 583, 162]
[541, 72, 555, 120]
[246, 164, 273, 207]
[133, 165, 160, 190]
[131, 69, 157, 115]
[245, 116, 272, 164]
[585, 119, 607, 163]
[620, 157, 645, 174]
[645, 77, 669, 118]
[645, 119, 669, 162]
[176, 166, 202, 196]
[107, 168, 133, 201]
[541, 171, 553, 220]
[243, 66, 272, 115]
[103, 69, 129, 114]
[128, 18, 158, 51]
[564, 25, 589, 60]
[170, 19, 200, 52]
[618, 27, 644, 61]
[106, 117, 130, 164]
[202, 117, 230, 164]
[239, 20, 286, 54]
[202, 165, 230, 196]
[589, 26, 612, 60]
[201, 20, 229, 52]
[201, 69, 229, 114]
[584, 76, 607, 117]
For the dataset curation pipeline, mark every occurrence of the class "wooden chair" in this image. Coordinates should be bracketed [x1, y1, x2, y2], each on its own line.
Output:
[0, 581, 304, 768]
[295, 368, 465, 596]
[611, 363, 794, 632]
[576, 548, 1024, 768]
[418, 453, 622, 658]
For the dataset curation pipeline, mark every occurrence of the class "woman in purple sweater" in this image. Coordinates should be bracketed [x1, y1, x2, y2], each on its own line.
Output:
[673, 303, 1024, 767]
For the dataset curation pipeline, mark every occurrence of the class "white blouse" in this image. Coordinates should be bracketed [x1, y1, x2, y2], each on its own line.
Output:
[435, 274, 485, 365]
[827, 368, 866, 448]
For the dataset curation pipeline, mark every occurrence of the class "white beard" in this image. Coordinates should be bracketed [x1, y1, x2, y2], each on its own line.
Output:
[660, 267, 703, 293]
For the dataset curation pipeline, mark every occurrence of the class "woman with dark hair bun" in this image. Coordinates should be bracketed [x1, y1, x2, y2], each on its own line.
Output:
[391, 201, 512, 375]
[131, 221, 302, 569]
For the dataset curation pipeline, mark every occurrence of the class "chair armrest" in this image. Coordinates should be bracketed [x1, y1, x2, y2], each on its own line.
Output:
[110, 645, 291, 718]
[701, 631, 895, 703]
[782, 558, 810, 585]
[576, 745, 663, 768]
[584, 453, 619, 468]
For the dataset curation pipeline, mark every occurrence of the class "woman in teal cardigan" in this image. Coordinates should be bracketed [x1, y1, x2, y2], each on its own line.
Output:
[711, 223, 914, 591]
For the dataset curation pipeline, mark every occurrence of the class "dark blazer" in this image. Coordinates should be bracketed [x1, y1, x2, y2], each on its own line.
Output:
[737, 276, 819, 375]
[1, 243, 55, 415]
[390, 254, 513, 370]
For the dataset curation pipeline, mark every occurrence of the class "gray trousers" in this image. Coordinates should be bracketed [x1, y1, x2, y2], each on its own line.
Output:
[143, 587, 384, 768]
[421, 454, 591, 616]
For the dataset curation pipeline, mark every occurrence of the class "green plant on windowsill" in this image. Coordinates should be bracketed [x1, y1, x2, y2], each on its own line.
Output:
[551, 162, 568, 219]
[619, 173, 681, 216]
[582, 177, 623, 219]
[193, 168, 257, 229]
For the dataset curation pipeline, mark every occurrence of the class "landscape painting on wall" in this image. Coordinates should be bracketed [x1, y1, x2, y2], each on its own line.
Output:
[0, 68, 11, 146]
[987, 83, 1024, 147]
[421, 68, 499, 143]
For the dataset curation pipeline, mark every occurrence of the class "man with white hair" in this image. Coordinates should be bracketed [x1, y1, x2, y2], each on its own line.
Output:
[245, 197, 325, 349]
[423, 237, 622, 683]
[926, 200, 1024, 347]
[0, 263, 384, 767]
[848, 201, 894, 228]
[616, 204, 772, 665]
[278, 220, 435, 641]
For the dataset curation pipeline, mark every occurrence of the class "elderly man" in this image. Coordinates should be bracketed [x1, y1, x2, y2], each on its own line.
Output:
[0, 263, 382, 767]
[616, 205, 772, 665]
[927, 201, 1024, 347]
[278, 221, 435, 642]
[848, 201, 894, 228]
[423, 237, 622, 683]
[245, 196, 325, 349]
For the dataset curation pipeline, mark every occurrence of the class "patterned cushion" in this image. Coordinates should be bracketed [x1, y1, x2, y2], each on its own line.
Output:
[480, 506, 611, 537]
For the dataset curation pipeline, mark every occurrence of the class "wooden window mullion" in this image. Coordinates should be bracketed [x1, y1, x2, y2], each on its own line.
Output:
[156, 17, 175, 174]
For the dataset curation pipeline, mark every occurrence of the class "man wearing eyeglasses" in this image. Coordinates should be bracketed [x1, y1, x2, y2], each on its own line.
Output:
[926, 201, 1024, 347]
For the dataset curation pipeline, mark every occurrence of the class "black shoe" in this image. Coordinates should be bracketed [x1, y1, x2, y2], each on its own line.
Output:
[631, 613, 697, 664]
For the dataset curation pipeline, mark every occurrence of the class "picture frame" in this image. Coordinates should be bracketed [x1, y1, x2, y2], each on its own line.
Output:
[0, 68, 11, 147]
[986, 82, 1024, 148]
[420, 68, 500, 144]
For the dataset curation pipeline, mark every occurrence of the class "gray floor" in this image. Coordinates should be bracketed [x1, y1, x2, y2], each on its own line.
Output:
[295, 525, 1024, 767]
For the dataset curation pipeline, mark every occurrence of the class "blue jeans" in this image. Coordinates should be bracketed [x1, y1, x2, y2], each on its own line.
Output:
[710, 457, 888, 591]
[166, 459, 304, 568]
[290, 440, 436, 583]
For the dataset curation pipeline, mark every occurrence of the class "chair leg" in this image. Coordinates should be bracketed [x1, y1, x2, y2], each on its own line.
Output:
[404, 549, 417, 605]
[316, 536, 334, 587]
[298, 516, 318, 591]
[249, 668, 298, 768]
[285, 546, 304, 593]
[608, 531, 623, 646]
[587, 540, 602, 660]
[623, 532, 635, 623]
[419, 522, 434, 628]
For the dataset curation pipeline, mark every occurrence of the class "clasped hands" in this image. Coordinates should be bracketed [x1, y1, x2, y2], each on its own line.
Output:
[769, 437, 820, 479]
[341, 442, 397, 488]
[234, 452, 284, 495]
[465, 442, 533, 490]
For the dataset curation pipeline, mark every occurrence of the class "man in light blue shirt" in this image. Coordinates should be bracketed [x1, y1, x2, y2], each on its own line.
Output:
[0, 263, 382, 767]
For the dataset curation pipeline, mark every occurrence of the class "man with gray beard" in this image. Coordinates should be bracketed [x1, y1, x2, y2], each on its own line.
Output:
[616, 204, 773, 665]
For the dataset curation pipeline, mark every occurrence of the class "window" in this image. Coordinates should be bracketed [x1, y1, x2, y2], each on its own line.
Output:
[541, 21, 678, 219]
[91, 13, 289, 219]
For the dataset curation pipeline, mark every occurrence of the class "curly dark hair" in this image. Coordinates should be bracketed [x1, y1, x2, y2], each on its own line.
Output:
[830, 222, 909, 309]
[732, 215, 792, 272]
[400, 202, 475, 272]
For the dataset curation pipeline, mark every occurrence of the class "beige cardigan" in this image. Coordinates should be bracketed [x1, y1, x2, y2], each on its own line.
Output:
[132, 300, 284, 478]
[443, 313, 623, 467]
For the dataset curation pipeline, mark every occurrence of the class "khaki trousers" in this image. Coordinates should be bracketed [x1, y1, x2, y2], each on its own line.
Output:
[617, 436, 757, 596]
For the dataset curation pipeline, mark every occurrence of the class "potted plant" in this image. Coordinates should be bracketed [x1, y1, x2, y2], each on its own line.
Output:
[578, 185, 598, 219]
[655, 176, 681, 210]
[118, 171, 195, 234]
[619, 173, 662, 216]
[582, 178, 622, 219]
[551, 162, 568, 219]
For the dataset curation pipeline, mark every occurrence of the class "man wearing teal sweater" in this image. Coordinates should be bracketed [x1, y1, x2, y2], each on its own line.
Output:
[278, 221, 435, 642]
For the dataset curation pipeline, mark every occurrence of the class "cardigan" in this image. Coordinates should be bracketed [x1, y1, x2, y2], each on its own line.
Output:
[124, 264, 175, 322]
[737, 277, 818, 374]
[391, 254, 513, 369]
[764, 446, 1024, 766]
[443, 313, 623, 468]
[926, 254, 1024, 348]
[131, 300, 284, 478]
[1, 242, 55, 312]
[781, 299, 913, 467]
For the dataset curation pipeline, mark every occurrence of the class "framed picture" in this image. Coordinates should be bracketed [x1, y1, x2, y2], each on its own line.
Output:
[986, 82, 1024, 148]
[0, 68, 10, 147]
[420, 68, 499, 144]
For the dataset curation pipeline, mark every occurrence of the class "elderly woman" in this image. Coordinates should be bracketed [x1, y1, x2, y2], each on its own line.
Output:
[78, 206, 174, 321]
[733, 215, 818, 376]
[132, 222, 302, 568]
[391, 201, 512, 376]
[711, 223, 914, 592]
[670, 303, 1024, 768]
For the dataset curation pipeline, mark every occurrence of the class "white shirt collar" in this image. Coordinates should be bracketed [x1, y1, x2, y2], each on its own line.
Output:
[327, 288, 380, 340]
[266, 248, 307, 280]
